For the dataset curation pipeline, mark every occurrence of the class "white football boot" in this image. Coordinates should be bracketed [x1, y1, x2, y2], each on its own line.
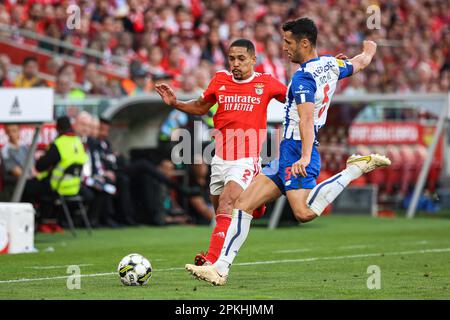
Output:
[346, 154, 391, 173]
[185, 264, 228, 286]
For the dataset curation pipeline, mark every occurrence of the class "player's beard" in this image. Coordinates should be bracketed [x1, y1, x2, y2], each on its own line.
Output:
[289, 52, 301, 64]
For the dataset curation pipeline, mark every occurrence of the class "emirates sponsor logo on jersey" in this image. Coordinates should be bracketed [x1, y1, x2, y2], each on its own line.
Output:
[218, 94, 262, 104]
[218, 94, 262, 112]
[254, 83, 264, 95]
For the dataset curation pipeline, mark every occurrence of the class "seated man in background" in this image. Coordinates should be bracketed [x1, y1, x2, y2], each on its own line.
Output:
[33, 116, 88, 233]
[97, 117, 137, 226]
[1, 124, 37, 201]
[74, 111, 120, 228]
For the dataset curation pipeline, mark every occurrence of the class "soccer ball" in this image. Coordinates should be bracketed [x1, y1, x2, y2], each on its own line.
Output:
[117, 253, 152, 286]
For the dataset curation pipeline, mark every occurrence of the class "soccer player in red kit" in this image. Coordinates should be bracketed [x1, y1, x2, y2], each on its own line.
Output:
[155, 39, 287, 266]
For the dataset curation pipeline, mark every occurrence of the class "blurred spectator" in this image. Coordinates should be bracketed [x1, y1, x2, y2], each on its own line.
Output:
[187, 160, 214, 225]
[145, 46, 167, 78]
[74, 112, 120, 228]
[121, 59, 153, 95]
[255, 38, 287, 84]
[161, 45, 186, 88]
[57, 64, 77, 85]
[129, 67, 153, 96]
[82, 62, 112, 97]
[38, 22, 62, 53]
[97, 118, 138, 226]
[54, 72, 85, 100]
[155, 158, 191, 224]
[201, 30, 227, 71]
[13, 56, 45, 88]
[0, 0, 447, 94]
[0, 54, 12, 87]
[1, 125, 28, 177]
[82, 62, 98, 93]
[181, 33, 202, 71]
[1, 124, 36, 202]
[193, 65, 212, 90]
[44, 56, 64, 87]
[342, 74, 367, 95]
[180, 72, 203, 95]
[114, 32, 137, 62]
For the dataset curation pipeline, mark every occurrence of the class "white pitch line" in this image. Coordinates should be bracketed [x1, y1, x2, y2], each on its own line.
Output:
[1, 247, 450, 284]
[0, 272, 116, 284]
[0, 267, 186, 284]
[236, 247, 450, 266]
[339, 245, 372, 250]
[414, 240, 430, 245]
[273, 248, 312, 254]
[25, 264, 94, 270]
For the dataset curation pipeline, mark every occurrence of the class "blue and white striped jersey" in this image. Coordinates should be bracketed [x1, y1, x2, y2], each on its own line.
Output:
[282, 56, 353, 143]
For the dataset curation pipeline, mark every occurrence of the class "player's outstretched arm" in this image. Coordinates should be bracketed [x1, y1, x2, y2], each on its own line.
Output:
[348, 40, 377, 74]
[155, 83, 214, 115]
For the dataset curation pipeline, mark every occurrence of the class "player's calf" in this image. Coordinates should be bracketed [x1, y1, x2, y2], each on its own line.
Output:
[306, 154, 391, 216]
[293, 209, 317, 223]
[287, 189, 318, 223]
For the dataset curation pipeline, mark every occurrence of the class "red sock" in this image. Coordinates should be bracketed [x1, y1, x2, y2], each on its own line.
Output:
[205, 213, 231, 263]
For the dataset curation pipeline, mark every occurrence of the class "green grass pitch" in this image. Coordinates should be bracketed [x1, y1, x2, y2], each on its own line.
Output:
[1, 215, 450, 300]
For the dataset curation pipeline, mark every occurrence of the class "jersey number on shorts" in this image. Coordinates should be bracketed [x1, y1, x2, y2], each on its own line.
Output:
[241, 169, 252, 183]
[285, 167, 292, 181]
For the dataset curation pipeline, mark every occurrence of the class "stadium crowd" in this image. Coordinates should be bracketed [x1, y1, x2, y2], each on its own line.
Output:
[0, 0, 448, 95]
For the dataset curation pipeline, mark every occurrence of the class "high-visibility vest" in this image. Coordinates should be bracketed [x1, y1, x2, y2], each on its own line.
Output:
[49, 135, 88, 196]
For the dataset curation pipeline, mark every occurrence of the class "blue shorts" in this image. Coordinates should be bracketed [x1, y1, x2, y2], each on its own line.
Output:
[262, 139, 321, 195]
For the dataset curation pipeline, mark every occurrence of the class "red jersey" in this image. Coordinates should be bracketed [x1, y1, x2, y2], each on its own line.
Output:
[202, 70, 287, 160]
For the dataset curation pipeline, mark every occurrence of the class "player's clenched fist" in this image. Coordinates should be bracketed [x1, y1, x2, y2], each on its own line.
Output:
[362, 40, 377, 56]
[155, 83, 177, 106]
[292, 157, 310, 178]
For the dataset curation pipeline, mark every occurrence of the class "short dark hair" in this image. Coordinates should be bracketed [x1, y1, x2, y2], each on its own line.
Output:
[56, 116, 73, 133]
[229, 39, 255, 55]
[23, 56, 38, 66]
[282, 18, 318, 46]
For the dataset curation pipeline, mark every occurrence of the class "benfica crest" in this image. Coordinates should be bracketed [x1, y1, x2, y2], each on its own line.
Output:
[254, 83, 264, 95]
